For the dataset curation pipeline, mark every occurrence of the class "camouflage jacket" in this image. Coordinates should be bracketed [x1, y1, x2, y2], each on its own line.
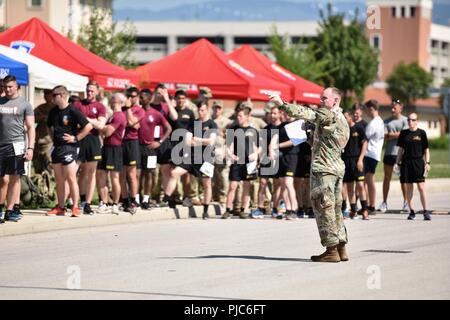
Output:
[281, 103, 350, 177]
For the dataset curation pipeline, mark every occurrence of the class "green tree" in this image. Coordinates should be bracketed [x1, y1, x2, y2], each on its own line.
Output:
[76, 8, 137, 69]
[311, 4, 379, 107]
[267, 26, 330, 86]
[386, 62, 434, 105]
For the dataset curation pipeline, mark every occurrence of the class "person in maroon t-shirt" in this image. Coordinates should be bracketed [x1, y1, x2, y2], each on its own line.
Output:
[96, 93, 127, 215]
[138, 106, 172, 209]
[73, 81, 107, 215]
[120, 87, 146, 214]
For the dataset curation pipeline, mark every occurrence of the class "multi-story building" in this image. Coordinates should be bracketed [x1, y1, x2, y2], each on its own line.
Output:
[0, 0, 112, 37]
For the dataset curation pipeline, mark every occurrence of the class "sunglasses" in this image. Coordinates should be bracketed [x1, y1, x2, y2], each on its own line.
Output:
[407, 119, 417, 122]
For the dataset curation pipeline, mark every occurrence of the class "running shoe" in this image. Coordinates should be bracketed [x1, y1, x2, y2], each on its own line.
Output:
[423, 211, 432, 221]
[47, 207, 67, 216]
[112, 204, 121, 215]
[250, 208, 264, 219]
[83, 203, 94, 215]
[71, 207, 81, 217]
[401, 202, 411, 214]
[377, 202, 388, 213]
[407, 213, 416, 220]
[96, 203, 111, 214]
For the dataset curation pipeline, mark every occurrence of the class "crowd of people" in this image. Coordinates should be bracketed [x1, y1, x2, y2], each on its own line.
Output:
[0, 75, 432, 228]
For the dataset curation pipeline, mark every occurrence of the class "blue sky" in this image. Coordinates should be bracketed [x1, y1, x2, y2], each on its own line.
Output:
[113, 0, 366, 11]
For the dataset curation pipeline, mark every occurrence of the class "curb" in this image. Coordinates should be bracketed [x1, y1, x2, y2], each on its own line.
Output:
[0, 204, 225, 238]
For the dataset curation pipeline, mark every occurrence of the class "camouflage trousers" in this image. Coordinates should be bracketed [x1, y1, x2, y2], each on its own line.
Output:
[310, 172, 348, 247]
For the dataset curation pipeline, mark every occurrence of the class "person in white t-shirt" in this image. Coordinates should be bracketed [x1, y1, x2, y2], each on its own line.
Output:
[363, 100, 385, 215]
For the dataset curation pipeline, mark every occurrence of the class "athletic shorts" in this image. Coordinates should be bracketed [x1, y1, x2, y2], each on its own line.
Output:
[295, 155, 311, 178]
[122, 139, 141, 167]
[98, 145, 123, 172]
[51, 145, 78, 166]
[77, 134, 102, 163]
[400, 158, 425, 184]
[139, 144, 157, 171]
[278, 153, 298, 178]
[0, 144, 25, 176]
[258, 157, 279, 179]
[229, 163, 258, 181]
[156, 140, 172, 165]
[364, 157, 379, 174]
[383, 155, 397, 166]
[343, 157, 365, 183]
[178, 162, 206, 178]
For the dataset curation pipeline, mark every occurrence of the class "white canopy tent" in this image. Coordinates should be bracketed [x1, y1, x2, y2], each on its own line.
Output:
[0, 44, 88, 104]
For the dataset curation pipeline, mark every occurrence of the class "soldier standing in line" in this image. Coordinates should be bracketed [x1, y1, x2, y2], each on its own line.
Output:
[271, 87, 350, 263]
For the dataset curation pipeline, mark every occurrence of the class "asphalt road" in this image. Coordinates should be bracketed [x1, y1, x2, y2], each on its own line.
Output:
[0, 193, 449, 300]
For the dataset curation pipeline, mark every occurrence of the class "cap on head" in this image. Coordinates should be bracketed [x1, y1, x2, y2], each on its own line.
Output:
[212, 100, 224, 108]
[392, 99, 403, 106]
[240, 101, 253, 111]
[199, 86, 213, 99]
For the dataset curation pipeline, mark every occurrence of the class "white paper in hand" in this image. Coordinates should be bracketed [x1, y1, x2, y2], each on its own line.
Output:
[246, 161, 257, 175]
[200, 162, 214, 178]
[147, 156, 157, 169]
[13, 141, 26, 156]
[285, 120, 307, 146]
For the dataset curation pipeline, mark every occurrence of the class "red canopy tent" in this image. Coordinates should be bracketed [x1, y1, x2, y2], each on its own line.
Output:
[229, 45, 323, 104]
[135, 38, 292, 101]
[0, 18, 138, 90]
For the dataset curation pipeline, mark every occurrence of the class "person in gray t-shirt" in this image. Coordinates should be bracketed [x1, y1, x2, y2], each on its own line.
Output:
[378, 99, 408, 213]
[0, 75, 35, 223]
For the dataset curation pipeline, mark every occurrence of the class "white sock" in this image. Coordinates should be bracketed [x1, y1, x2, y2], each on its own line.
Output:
[135, 194, 140, 204]
[143, 195, 150, 203]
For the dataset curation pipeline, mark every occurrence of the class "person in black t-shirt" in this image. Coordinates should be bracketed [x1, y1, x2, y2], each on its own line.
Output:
[396, 113, 431, 221]
[352, 103, 367, 131]
[162, 102, 217, 218]
[271, 110, 300, 220]
[46, 86, 92, 218]
[250, 105, 282, 219]
[342, 110, 369, 220]
[222, 108, 260, 219]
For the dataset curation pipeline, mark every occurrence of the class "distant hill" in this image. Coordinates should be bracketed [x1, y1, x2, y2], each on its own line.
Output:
[113, 0, 450, 26]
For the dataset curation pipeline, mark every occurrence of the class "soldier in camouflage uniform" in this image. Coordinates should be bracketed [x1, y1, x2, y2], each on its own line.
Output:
[271, 87, 350, 263]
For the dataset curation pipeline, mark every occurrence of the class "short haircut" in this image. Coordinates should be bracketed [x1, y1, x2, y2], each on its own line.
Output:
[364, 99, 379, 111]
[237, 107, 250, 116]
[196, 100, 208, 109]
[87, 80, 100, 89]
[112, 92, 127, 104]
[69, 95, 81, 104]
[126, 87, 139, 97]
[352, 103, 364, 112]
[175, 89, 187, 98]
[409, 112, 418, 120]
[2, 75, 17, 84]
[140, 88, 152, 96]
[155, 83, 166, 91]
[328, 87, 342, 99]
[53, 85, 69, 96]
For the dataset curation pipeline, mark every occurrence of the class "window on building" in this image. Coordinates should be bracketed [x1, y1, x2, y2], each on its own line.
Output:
[401, 6, 406, 17]
[442, 68, 448, 78]
[391, 7, 396, 18]
[28, 0, 43, 8]
[442, 42, 449, 56]
[428, 121, 432, 129]
[431, 66, 437, 76]
[371, 34, 382, 49]
[410, 6, 416, 17]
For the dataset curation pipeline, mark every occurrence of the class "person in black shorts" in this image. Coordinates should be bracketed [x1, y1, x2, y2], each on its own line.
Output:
[96, 93, 127, 215]
[294, 122, 314, 219]
[222, 107, 260, 219]
[250, 105, 281, 219]
[120, 87, 146, 214]
[0, 75, 35, 223]
[342, 110, 369, 220]
[272, 110, 299, 220]
[396, 113, 431, 221]
[162, 102, 217, 219]
[137, 91, 172, 210]
[73, 81, 107, 215]
[46, 86, 93, 217]
[149, 84, 178, 196]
